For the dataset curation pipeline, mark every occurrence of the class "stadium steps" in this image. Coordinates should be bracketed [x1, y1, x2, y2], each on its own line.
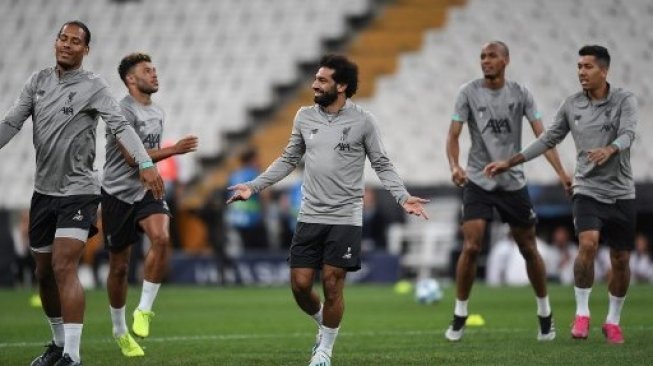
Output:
[180, 0, 464, 250]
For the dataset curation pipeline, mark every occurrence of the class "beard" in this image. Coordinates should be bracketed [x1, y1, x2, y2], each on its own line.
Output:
[137, 80, 158, 95]
[314, 87, 338, 107]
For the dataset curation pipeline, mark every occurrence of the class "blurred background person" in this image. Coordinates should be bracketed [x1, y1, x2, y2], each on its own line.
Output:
[225, 147, 270, 250]
[630, 233, 653, 283]
[544, 226, 578, 285]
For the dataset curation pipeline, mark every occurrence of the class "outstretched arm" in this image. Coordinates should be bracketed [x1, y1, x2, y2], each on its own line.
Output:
[486, 100, 571, 178]
[0, 73, 36, 150]
[118, 135, 198, 167]
[530, 120, 572, 195]
[227, 113, 306, 204]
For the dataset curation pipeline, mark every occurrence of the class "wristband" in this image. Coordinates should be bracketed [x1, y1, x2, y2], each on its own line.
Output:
[139, 161, 155, 170]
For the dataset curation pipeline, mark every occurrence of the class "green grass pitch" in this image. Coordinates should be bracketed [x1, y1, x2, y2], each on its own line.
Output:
[1, 283, 651, 365]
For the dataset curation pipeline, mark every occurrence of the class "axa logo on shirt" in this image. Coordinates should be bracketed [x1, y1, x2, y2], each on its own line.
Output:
[143, 134, 161, 149]
[601, 123, 617, 133]
[482, 119, 512, 134]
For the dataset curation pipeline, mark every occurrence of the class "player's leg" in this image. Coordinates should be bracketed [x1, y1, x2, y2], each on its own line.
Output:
[446, 183, 492, 341]
[289, 222, 326, 359]
[31, 251, 65, 366]
[572, 229, 599, 339]
[102, 191, 144, 356]
[601, 248, 630, 344]
[601, 199, 635, 344]
[571, 195, 603, 339]
[51, 237, 86, 365]
[309, 264, 346, 366]
[445, 219, 486, 341]
[308, 224, 361, 366]
[133, 212, 171, 338]
[511, 225, 554, 340]
[107, 245, 144, 356]
[29, 193, 64, 366]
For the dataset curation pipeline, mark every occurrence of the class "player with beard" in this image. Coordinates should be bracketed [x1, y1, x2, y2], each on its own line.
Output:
[227, 54, 429, 366]
[444, 41, 571, 342]
[102, 53, 198, 356]
[0, 22, 163, 366]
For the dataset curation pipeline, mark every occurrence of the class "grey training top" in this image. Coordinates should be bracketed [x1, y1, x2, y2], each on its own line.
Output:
[246, 100, 410, 226]
[0, 67, 152, 196]
[103, 95, 164, 203]
[521, 85, 637, 203]
[452, 79, 541, 191]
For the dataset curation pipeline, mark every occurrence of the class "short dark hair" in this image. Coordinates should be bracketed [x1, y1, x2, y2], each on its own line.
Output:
[318, 54, 358, 98]
[579, 45, 610, 68]
[118, 53, 152, 84]
[58, 20, 91, 46]
[490, 41, 510, 57]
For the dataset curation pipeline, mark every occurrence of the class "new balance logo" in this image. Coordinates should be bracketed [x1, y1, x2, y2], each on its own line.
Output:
[342, 247, 352, 259]
[600, 123, 617, 133]
[60, 106, 74, 115]
[72, 210, 84, 222]
[481, 118, 512, 134]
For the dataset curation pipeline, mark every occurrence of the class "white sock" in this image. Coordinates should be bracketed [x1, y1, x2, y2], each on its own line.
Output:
[48, 317, 65, 347]
[137, 280, 161, 312]
[110, 306, 128, 337]
[316, 326, 339, 357]
[63, 323, 83, 362]
[574, 286, 592, 316]
[310, 303, 323, 327]
[605, 293, 626, 325]
[536, 296, 551, 317]
[454, 299, 468, 317]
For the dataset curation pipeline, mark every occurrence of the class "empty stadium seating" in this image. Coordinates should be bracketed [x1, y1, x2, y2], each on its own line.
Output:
[360, 0, 653, 186]
[0, 0, 372, 208]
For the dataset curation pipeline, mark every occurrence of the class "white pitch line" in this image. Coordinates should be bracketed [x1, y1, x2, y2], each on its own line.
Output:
[1, 325, 651, 348]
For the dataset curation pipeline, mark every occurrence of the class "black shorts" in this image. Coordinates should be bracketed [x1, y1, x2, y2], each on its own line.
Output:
[572, 194, 636, 251]
[289, 222, 362, 271]
[29, 192, 100, 252]
[101, 190, 171, 251]
[462, 181, 537, 227]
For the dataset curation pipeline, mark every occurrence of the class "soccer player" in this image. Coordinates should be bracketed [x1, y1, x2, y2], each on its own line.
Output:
[0, 21, 163, 366]
[227, 54, 429, 366]
[102, 53, 198, 356]
[485, 45, 637, 344]
[444, 41, 571, 342]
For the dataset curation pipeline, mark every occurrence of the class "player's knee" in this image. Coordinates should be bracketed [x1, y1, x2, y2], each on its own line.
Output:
[291, 276, 313, 295]
[462, 240, 482, 257]
[611, 251, 630, 270]
[149, 232, 170, 249]
[109, 261, 129, 279]
[578, 239, 598, 257]
[322, 275, 344, 300]
[51, 259, 77, 279]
